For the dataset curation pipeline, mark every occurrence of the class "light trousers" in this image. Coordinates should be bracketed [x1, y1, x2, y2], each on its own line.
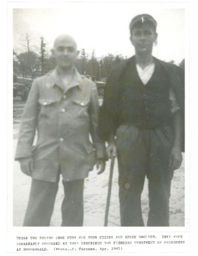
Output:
[23, 175, 84, 226]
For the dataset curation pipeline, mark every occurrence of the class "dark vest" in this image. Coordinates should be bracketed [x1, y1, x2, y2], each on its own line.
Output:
[117, 60, 172, 128]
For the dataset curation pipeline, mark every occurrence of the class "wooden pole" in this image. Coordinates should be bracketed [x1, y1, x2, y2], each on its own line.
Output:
[104, 156, 115, 226]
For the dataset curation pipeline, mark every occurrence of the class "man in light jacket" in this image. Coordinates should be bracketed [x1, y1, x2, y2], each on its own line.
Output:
[15, 34, 105, 226]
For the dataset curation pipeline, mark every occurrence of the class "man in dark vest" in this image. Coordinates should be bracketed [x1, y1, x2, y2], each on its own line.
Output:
[100, 14, 184, 226]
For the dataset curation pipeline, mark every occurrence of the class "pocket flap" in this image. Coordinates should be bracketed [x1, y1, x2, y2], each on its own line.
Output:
[73, 99, 90, 107]
[38, 98, 57, 106]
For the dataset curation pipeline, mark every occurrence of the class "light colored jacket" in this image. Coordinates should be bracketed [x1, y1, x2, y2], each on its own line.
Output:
[15, 68, 105, 182]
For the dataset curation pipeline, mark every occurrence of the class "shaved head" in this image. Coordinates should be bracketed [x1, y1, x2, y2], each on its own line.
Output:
[53, 34, 77, 50]
[52, 34, 79, 70]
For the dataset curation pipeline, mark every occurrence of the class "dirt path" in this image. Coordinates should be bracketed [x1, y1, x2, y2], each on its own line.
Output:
[13, 139, 185, 227]
[13, 100, 185, 226]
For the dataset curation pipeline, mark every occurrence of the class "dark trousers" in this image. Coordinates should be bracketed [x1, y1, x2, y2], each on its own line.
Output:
[116, 124, 174, 226]
[23, 175, 84, 226]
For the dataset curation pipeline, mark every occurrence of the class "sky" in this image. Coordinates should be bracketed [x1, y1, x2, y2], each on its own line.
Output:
[13, 4, 185, 64]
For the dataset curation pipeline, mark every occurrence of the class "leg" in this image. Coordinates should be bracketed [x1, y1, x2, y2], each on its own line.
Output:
[118, 172, 145, 226]
[61, 179, 84, 226]
[147, 126, 174, 226]
[23, 178, 59, 226]
[116, 124, 148, 226]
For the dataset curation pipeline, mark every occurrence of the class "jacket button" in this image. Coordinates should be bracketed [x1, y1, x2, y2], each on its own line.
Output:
[61, 108, 65, 113]
[125, 183, 130, 189]
[60, 138, 64, 142]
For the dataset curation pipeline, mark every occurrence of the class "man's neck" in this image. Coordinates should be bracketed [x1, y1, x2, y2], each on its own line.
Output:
[135, 54, 154, 69]
[56, 65, 75, 89]
[57, 65, 74, 78]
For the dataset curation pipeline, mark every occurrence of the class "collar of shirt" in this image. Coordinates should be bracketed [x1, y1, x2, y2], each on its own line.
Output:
[45, 67, 84, 92]
[136, 62, 155, 85]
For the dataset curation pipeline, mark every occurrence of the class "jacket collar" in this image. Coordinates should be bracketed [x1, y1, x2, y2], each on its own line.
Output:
[45, 67, 84, 92]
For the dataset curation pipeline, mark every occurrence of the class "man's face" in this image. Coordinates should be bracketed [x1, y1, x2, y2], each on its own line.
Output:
[52, 36, 79, 69]
[130, 24, 157, 55]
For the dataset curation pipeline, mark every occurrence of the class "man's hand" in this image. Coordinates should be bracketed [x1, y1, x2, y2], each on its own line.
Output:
[96, 159, 106, 175]
[169, 146, 183, 171]
[106, 143, 117, 159]
[19, 157, 34, 176]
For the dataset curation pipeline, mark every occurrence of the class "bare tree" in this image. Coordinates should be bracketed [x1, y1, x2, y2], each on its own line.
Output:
[40, 37, 46, 75]
[19, 33, 33, 52]
[179, 59, 185, 70]
[17, 33, 34, 77]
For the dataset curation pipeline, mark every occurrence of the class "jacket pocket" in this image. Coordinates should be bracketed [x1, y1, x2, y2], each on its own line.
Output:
[72, 98, 90, 118]
[38, 98, 57, 116]
[85, 144, 96, 167]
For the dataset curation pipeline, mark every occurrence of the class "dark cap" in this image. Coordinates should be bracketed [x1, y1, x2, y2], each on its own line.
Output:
[129, 14, 157, 33]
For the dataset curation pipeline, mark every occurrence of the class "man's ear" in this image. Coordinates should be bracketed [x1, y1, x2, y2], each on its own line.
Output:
[76, 50, 80, 58]
[51, 49, 55, 58]
[74, 50, 80, 61]
[130, 36, 134, 46]
[154, 32, 158, 43]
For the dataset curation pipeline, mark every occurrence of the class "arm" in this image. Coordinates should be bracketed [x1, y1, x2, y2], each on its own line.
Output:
[15, 79, 39, 175]
[168, 65, 184, 170]
[169, 110, 183, 171]
[89, 84, 105, 174]
[99, 71, 120, 159]
[161, 60, 185, 151]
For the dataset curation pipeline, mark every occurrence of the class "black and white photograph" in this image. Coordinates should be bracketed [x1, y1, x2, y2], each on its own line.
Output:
[12, 4, 185, 228]
[3, 0, 198, 255]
